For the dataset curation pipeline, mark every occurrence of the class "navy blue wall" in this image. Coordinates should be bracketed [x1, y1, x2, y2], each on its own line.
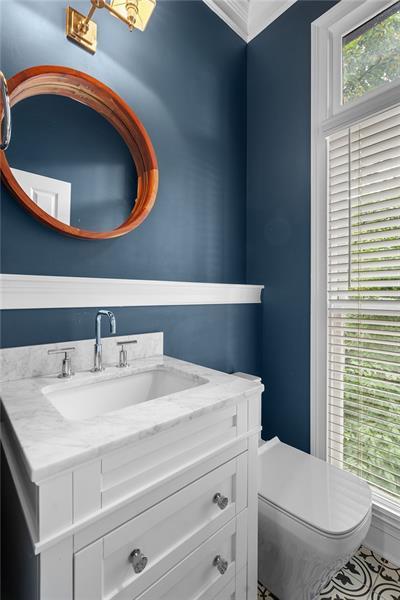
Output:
[1, 0, 246, 282]
[1, 305, 260, 374]
[0, 0, 261, 377]
[247, 0, 336, 452]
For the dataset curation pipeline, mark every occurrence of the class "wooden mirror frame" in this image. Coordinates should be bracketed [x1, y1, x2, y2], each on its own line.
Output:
[0, 65, 158, 239]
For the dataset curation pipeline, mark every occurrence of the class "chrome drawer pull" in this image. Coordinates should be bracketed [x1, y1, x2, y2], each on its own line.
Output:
[129, 548, 148, 573]
[213, 492, 229, 510]
[213, 555, 228, 575]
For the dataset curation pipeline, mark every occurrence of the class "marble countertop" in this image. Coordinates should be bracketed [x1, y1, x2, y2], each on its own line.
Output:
[1, 355, 263, 483]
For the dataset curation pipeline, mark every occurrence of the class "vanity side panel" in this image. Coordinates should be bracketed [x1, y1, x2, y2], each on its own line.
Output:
[1, 414, 38, 537]
[39, 471, 73, 539]
[1, 448, 39, 600]
[40, 537, 73, 600]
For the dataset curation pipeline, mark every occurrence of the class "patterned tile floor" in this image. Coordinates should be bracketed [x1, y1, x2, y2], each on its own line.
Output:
[257, 546, 400, 600]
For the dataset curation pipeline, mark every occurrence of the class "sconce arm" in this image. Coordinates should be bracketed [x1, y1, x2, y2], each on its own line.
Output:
[78, 2, 98, 32]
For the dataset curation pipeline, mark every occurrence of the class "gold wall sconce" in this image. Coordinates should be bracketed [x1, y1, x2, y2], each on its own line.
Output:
[66, 0, 156, 54]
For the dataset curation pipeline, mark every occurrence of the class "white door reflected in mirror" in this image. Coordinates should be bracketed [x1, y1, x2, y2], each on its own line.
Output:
[11, 167, 71, 225]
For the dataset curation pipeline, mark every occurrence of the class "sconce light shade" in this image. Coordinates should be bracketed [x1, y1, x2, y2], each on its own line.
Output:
[110, 0, 156, 31]
[66, 0, 156, 54]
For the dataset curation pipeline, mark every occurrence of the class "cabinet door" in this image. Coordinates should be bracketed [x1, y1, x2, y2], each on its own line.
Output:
[74, 455, 247, 600]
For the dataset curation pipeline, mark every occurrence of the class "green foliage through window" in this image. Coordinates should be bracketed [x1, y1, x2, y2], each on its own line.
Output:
[343, 314, 400, 500]
[342, 1, 400, 103]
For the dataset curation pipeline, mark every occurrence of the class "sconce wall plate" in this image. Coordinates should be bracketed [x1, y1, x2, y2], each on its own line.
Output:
[66, 7, 97, 54]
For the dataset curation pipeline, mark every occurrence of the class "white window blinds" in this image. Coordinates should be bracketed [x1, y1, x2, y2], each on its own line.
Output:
[327, 103, 400, 502]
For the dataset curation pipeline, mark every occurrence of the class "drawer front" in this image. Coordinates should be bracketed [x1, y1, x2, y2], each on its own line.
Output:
[136, 513, 248, 600]
[74, 455, 247, 600]
[100, 404, 248, 508]
[213, 578, 236, 600]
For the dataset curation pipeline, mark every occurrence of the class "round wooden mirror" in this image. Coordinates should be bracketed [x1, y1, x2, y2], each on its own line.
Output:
[0, 66, 158, 239]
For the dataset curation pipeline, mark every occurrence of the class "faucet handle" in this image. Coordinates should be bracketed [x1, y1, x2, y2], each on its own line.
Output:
[48, 347, 75, 356]
[48, 347, 75, 378]
[116, 340, 137, 368]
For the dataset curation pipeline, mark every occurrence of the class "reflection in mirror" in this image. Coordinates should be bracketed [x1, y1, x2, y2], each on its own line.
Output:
[6, 95, 138, 232]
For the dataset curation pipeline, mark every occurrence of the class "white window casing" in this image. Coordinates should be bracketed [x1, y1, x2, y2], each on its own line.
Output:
[311, 0, 400, 553]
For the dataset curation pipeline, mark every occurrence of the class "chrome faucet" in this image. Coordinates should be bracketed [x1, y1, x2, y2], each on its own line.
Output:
[92, 310, 116, 372]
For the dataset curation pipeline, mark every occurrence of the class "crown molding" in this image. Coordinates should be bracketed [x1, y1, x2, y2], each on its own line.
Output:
[203, 0, 296, 43]
[248, 0, 297, 42]
[203, 0, 248, 41]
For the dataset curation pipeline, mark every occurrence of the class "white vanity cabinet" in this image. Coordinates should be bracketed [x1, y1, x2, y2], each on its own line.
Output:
[2, 388, 261, 600]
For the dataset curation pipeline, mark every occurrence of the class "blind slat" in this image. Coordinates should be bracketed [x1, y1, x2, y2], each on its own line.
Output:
[327, 104, 400, 503]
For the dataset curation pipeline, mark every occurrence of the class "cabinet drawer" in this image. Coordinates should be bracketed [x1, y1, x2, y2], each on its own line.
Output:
[136, 515, 247, 600]
[100, 404, 248, 508]
[213, 578, 236, 600]
[74, 455, 247, 600]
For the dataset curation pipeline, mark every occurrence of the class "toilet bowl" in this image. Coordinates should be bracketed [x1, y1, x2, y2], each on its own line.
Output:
[258, 437, 372, 600]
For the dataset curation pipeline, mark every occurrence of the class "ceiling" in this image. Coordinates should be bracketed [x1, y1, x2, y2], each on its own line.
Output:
[203, 0, 297, 42]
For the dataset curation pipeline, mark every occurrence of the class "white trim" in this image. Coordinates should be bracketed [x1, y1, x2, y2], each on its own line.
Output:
[366, 496, 400, 565]
[202, 0, 296, 43]
[310, 17, 329, 460]
[247, 0, 297, 42]
[0, 274, 263, 310]
[202, 0, 248, 41]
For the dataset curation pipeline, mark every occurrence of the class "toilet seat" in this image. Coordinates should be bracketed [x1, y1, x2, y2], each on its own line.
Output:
[259, 492, 372, 541]
[258, 437, 371, 537]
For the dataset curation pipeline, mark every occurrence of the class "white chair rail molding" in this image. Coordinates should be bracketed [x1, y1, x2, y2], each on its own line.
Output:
[0, 274, 264, 310]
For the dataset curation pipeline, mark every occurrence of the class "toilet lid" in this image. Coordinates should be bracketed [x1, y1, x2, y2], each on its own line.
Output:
[258, 438, 371, 536]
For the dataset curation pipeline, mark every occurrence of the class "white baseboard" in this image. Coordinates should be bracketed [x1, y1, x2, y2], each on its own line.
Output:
[365, 501, 400, 565]
[0, 274, 263, 310]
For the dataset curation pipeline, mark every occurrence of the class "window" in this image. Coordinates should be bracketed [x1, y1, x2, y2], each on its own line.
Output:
[327, 105, 400, 501]
[342, 1, 400, 104]
[311, 0, 400, 515]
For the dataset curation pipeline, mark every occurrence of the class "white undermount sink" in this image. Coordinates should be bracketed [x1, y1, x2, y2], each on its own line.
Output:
[44, 368, 207, 421]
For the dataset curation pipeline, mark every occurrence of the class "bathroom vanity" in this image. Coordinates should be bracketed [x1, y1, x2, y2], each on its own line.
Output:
[1, 332, 262, 600]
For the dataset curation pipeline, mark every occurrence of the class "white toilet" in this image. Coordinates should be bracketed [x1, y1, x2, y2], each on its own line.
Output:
[258, 437, 372, 600]
[232, 373, 372, 599]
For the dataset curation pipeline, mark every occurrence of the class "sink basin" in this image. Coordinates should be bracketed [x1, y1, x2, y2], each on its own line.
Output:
[44, 368, 207, 421]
